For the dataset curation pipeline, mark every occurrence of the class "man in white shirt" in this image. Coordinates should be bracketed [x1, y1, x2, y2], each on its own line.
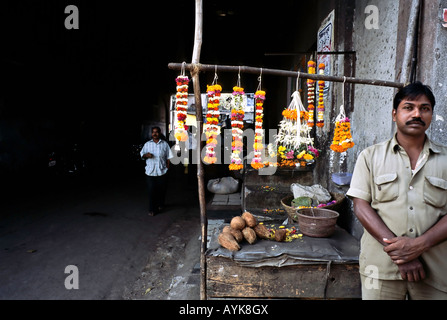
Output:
[140, 127, 174, 216]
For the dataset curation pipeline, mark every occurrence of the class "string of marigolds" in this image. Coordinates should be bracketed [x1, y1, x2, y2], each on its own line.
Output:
[174, 75, 189, 142]
[307, 60, 316, 128]
[229, 86, 245, 171]
[203, 84, 221, 164]
[316, 63, 325, 128]
[330, 117, 355, 153]
[251, 90, 266, 170]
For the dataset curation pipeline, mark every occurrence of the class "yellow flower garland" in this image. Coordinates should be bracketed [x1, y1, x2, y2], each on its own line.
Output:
[251, 90, 266, 170]
[307, 60, 316, 127]
[330, 117, 355, 153]
[203, 84, 221, 164]
[316, 63, 325, 128]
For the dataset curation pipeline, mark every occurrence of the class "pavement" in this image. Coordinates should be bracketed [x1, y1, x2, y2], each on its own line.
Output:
[0, 163, 241, 300]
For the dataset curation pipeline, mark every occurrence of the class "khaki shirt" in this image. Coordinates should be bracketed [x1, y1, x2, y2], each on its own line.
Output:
[347, 134, 447, 292]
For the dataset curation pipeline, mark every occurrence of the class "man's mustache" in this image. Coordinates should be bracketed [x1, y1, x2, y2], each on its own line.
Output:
[406, 118, 426, 126]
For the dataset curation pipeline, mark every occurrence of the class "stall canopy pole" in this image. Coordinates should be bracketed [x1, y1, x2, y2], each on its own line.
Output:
[168, 62, 405, 89]
[190, 0, 208, 301]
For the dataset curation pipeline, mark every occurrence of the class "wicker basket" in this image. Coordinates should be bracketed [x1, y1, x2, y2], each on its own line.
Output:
[296, 208, 339, 237]
[281, 192, 346, 224]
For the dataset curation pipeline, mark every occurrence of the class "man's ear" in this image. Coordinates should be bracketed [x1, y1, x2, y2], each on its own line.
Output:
[392, 109, 396, 121]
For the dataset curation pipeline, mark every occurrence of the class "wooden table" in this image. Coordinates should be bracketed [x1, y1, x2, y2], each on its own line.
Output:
[206, 225, 361, 299]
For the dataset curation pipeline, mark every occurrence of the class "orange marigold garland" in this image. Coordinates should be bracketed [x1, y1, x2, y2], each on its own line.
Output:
[307, 60, 316, 127]
[174, 75, 189, 142]
[330, 105, 354, 153]
[203, 84, 221, 164]
[229, 86, 245, 171]
[316, 63, 325, 128]
[251, 90, 266, 170]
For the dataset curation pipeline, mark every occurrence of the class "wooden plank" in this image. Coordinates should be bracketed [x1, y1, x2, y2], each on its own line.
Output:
[168, 62, 405, 89]
[206, 256, 361, 299]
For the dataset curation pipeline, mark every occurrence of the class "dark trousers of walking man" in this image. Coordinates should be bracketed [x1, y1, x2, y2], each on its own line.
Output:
[146, 173, 168, 214]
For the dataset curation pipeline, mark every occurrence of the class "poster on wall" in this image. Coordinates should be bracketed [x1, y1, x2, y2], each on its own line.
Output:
[317, 10, 335, 98]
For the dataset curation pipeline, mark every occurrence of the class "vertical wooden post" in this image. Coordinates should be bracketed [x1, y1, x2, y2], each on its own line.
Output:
[190, 0, 207, 300]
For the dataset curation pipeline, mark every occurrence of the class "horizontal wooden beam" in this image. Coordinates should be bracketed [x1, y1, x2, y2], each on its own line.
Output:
[168, 62, 405, 89]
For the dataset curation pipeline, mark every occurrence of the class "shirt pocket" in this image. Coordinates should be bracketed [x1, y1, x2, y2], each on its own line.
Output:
[374, 173, 399, 202]
[424, 176, 447, 208]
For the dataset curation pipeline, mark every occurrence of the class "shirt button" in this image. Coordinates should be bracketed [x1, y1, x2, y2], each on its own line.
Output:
[409, 206, 413, 210]
[409, 186, 414, 190]
[409, 228, 414, 233]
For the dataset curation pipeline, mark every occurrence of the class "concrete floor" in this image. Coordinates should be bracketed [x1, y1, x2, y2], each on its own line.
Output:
[0, 165, 217, 300]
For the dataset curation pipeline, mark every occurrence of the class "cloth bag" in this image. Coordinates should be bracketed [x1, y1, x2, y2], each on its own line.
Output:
[207, 177, 239, 194]
[291, 183, 331, 205]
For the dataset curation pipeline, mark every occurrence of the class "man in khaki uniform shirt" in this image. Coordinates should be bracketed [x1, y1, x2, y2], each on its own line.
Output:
[347, 82, 447, 299]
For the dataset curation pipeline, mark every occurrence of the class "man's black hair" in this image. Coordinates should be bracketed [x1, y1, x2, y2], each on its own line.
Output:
[393, 81, 436, 111]
[151, 126, 166, 141]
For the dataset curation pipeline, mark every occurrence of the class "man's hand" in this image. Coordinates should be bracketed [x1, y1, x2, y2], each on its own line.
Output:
[383, 237, 426, 265]
[396, 258, 426, 282]
[143, 152, 153, 159]
[383, 237, 427, 282]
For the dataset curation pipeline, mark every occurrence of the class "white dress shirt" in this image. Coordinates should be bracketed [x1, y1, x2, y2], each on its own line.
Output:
[140, 139, 174, 176]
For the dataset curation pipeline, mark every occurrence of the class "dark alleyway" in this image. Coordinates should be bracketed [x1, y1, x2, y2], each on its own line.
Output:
[0, 163, 202, 299]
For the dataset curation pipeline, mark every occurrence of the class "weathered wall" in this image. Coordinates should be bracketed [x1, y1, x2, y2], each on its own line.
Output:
[348, 0, 400, 174]
[347, 0, 447, 168]
[312, 0, 401, 188]
[419, 0, 447, 145]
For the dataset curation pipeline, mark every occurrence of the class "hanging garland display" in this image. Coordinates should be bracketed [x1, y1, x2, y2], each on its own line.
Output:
[229, 86, 245, 171]
[274, 90, 319, 167]
[316, 63, 325, 128]
[251, 89, 266, 169]
[174, 75, 189, 142]
[307, 60, 316, 128]
[330, 104, 354, 153]
[203, 84, 222, 164]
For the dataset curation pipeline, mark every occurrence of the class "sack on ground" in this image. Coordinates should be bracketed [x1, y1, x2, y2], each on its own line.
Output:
[207, 177, 239, 194]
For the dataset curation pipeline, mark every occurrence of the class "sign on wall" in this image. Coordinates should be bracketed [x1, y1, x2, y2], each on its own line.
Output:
[317, 10, 335, 98]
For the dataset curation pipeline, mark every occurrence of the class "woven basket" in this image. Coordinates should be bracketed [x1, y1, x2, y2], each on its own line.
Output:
[281, 192, 346, 224]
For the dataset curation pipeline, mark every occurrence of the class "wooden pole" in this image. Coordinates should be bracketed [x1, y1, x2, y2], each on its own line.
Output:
[168, 62, 405, 89]
[190, 0, 207, 301]
[399, 0, 421, 85]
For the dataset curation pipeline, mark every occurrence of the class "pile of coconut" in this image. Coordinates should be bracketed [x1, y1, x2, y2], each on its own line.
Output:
[218, 211, 288, 251]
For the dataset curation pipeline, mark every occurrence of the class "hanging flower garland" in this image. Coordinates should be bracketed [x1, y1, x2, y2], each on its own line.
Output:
[251, 90, 266, 170]
[307, 60, 316, 127]
[203, 84, 222, 164]
[174, 75, 189, 142]
[204, 68, 221, 164]
[229, 86, 245, 171]
[275, 91, 319, 167]
[331, 104, 354, 153]
[316, 63, 325, 128]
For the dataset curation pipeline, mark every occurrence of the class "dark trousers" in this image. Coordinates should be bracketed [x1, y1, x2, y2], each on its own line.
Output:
[145, 173, 168, 213]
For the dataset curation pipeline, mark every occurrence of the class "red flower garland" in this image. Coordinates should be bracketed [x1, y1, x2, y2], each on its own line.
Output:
[175, 75, 189, 142]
